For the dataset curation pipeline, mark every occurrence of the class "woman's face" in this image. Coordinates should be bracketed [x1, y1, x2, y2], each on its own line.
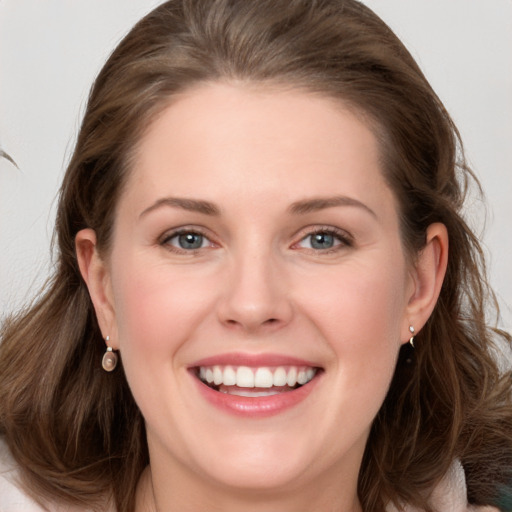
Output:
[97, 83, 417, 501]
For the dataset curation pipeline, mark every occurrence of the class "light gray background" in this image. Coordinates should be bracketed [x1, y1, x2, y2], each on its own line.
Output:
[1, 1, 511, 331]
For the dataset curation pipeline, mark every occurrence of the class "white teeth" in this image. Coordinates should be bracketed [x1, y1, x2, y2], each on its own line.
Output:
[198, 364, 317, 389]
[213, 366, 223, 385]
[223, 365, 236, 386]
[236, 366, 255, 388]
[254, 367, 273, 388]
[222, 388, 281, 397]
[286, 367, 297, 387]
[297, 369, 308, 385]
[273, 367, 287, 386]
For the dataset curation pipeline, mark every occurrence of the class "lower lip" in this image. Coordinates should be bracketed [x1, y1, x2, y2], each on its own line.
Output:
[192, 372, 321, 418]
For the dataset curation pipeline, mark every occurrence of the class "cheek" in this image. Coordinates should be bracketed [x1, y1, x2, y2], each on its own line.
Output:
[107, 254, 220, 426]
[302, 260, 407, 345]
[300, 257, 408, 398]
[110, 255, 215, 359]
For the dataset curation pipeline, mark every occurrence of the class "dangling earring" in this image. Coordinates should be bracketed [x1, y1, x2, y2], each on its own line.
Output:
[409, 326, 415, 348]
[102, 336, 118, 372]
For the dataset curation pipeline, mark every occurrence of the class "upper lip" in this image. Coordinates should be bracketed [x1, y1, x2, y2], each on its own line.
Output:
[189, 352, 321, 369]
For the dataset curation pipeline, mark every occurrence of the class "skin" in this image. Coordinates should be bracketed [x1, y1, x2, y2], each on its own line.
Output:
[76, 83, 448, 512]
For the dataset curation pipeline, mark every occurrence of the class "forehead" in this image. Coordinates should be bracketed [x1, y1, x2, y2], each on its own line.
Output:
[121, 82, 395, 218]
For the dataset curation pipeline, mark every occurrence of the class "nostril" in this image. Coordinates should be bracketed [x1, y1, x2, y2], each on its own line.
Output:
[224, 317, 279, 329]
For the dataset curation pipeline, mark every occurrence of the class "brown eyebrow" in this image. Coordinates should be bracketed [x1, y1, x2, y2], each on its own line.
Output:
[288, 196, 377, 218]
[139, 197, 220, 218]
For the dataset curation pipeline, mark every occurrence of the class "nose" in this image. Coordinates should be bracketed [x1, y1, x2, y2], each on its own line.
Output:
[217, 249, 293, 333]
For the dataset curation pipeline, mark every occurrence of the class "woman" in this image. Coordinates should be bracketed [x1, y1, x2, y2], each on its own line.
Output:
[1, 0, 511, 511]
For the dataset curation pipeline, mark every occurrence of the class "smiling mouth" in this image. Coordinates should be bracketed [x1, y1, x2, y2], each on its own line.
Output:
[195, 365, 319, 397]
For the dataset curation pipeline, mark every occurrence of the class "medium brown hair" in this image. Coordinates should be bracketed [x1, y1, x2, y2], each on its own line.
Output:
[1, 1, 511, 510]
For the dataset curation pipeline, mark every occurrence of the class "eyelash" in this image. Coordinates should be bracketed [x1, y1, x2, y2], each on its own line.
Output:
[159, 227, 215, 254]
[293, 226, 353, 253]
[158, 226, 353, 255]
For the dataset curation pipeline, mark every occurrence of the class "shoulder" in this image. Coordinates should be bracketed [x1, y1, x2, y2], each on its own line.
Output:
[385, 459, 501, 512]
[0, 438, 112, 512]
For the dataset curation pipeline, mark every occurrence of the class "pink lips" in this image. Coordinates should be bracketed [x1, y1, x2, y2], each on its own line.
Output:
[189, 353, 322, 418]
[192, 352, 319, 368]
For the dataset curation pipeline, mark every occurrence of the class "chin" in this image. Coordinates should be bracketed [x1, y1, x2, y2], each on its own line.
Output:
[183, 427, 337, 494]
[200, 457, 309, 493]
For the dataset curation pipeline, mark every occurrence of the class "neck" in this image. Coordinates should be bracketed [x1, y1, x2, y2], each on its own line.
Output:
[135, 465, 363, 512]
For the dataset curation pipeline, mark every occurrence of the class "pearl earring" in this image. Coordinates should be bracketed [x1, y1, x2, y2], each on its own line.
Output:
[102, 336, 118, 372]
[409, 326, 415, 348]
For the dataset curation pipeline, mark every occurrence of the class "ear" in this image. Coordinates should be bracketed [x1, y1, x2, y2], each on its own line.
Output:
[402, 222, 449, 343]
[75, 229, 119, 349]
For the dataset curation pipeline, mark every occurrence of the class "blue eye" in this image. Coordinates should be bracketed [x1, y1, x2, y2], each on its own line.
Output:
[177, 233, 204, 249]
[164, 231, 210, 250]
[309, 233, 336, 249]
[297, 229, 350, 251]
